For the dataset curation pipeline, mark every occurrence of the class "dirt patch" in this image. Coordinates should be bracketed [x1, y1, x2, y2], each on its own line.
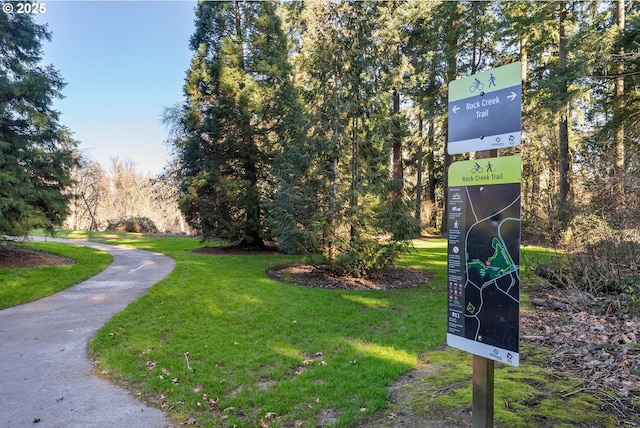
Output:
[267, 264, 435, 291]
[0, 243, 74, 269]
[361, 357, 472, 428]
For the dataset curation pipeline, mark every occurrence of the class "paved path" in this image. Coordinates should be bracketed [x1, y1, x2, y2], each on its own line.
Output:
[0, 238, 177, 427]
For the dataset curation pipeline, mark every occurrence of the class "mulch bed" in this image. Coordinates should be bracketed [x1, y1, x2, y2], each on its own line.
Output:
[0, 242, 74, 269]
[267, 264, 435, 291]
[193, 245, 436, 291]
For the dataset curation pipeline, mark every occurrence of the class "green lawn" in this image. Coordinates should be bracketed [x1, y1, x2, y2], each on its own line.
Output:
[86, 236, 448, 427]
[3, 233, 622, 427]
[0, 241, 112, 310]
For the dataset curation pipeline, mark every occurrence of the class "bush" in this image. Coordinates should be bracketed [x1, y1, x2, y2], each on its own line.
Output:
[105, 217, 159, 234]
[322, 237, 410, 278]
[562, 214, 613, 248]
[534, 214, 640, 315]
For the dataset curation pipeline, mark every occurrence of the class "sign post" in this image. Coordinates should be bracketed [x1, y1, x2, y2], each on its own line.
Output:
[446, 62, 522, 428]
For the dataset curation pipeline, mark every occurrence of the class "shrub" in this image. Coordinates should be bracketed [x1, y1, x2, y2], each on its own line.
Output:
[534, 214, 640, 316]
[562, 214, 613, 248]
[105, 217, 159, 234]
[322, 237, 410, 278]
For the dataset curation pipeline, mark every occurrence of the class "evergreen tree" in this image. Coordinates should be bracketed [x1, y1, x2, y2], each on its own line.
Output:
[0, 5, 78, 236]
[172, 0, 299, 246]
[271, 0, 418, 276]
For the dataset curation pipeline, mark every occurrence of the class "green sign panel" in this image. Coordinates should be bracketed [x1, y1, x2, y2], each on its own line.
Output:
[447, 155, 521, 367]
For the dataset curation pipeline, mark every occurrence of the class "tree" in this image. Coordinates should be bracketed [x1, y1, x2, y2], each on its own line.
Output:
[64, 156, 187, 234]
[270, 0, 418, 276]
[574, 1, 640, 228]
[171, 0, 298, 246]
[0, 5, 78, 236]
[66, 155, 107, 231]
[400, 0, 445, 231]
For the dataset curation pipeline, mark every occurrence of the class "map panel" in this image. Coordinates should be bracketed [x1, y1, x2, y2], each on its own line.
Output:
[446, 156, 521, 367]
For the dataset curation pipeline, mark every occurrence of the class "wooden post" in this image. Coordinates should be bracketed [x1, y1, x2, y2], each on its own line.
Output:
[472, 355, 494, 428]
[471, 150, 496, 427]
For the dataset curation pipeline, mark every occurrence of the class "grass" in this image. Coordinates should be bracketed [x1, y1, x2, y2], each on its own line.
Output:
[5, 232, 627, 426]
[85, 235, 448, 427]
[0, 241, 112, 310]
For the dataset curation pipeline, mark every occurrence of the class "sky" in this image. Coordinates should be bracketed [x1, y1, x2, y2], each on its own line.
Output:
[35, 1, 197, 176]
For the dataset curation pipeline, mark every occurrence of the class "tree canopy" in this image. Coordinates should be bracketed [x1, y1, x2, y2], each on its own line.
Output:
[0, 6, 78, 236]
[168, 0, 300, 247]
[168, 0, 640, 272]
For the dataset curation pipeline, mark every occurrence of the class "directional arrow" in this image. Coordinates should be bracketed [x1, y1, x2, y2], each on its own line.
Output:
[507, 91, 517, 101]
[452, 105, 460, 114]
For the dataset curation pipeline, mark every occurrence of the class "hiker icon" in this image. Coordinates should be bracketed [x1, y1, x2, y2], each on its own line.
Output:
[488, 73, 496, 87]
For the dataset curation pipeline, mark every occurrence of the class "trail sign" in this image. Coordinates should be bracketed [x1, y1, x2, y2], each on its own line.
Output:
[448, 62, 522, 155]
[446, 155, 521, 367]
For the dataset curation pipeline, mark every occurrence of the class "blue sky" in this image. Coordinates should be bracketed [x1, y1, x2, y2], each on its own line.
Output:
[36, 1, 197, 175]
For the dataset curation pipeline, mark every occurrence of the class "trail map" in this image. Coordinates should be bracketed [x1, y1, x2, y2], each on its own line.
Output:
[446, 155, 521, 366]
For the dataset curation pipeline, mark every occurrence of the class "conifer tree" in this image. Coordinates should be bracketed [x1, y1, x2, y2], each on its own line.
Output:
[0, 5, 78, 236]
[271, 0, 418, 276]
[172, 0, 299, 246]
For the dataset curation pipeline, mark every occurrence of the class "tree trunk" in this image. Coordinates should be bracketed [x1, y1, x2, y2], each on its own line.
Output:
[426, 117, 436, 225]
[392, 86, 403, 200]
[351, 116, 359, 242]
[441, 2, 462, 235]
[415, 114, 423, 224]
[615, 0, 625, 174]
[558, 3, 570, 211]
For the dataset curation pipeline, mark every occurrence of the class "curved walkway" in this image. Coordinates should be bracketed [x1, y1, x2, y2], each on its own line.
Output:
[0, 238, 177, 427]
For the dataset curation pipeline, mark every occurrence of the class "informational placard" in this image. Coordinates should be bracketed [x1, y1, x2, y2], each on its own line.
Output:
[448, 62, 522, 155]
[446, 155, 521, 367]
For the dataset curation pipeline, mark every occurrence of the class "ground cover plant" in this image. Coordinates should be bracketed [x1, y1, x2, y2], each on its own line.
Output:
[0, 241, 112, 310]
[368, 343, 621, 428]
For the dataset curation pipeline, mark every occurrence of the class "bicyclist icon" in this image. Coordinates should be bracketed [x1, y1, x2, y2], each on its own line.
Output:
[471, 162, 483, 174]
[470, 78, 484, 93]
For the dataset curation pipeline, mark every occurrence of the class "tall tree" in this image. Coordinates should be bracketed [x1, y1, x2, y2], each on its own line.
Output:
[171, 0, 298, 246]
[401, 0, 444, 230]
[0, 5, 78, 236]
[440, 1, 463, 234]
[271, 0, 417, 275]
[615, 0, 626, 174]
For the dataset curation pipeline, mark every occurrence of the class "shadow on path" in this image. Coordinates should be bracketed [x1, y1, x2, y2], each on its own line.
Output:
[0, 238, 177, 427]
